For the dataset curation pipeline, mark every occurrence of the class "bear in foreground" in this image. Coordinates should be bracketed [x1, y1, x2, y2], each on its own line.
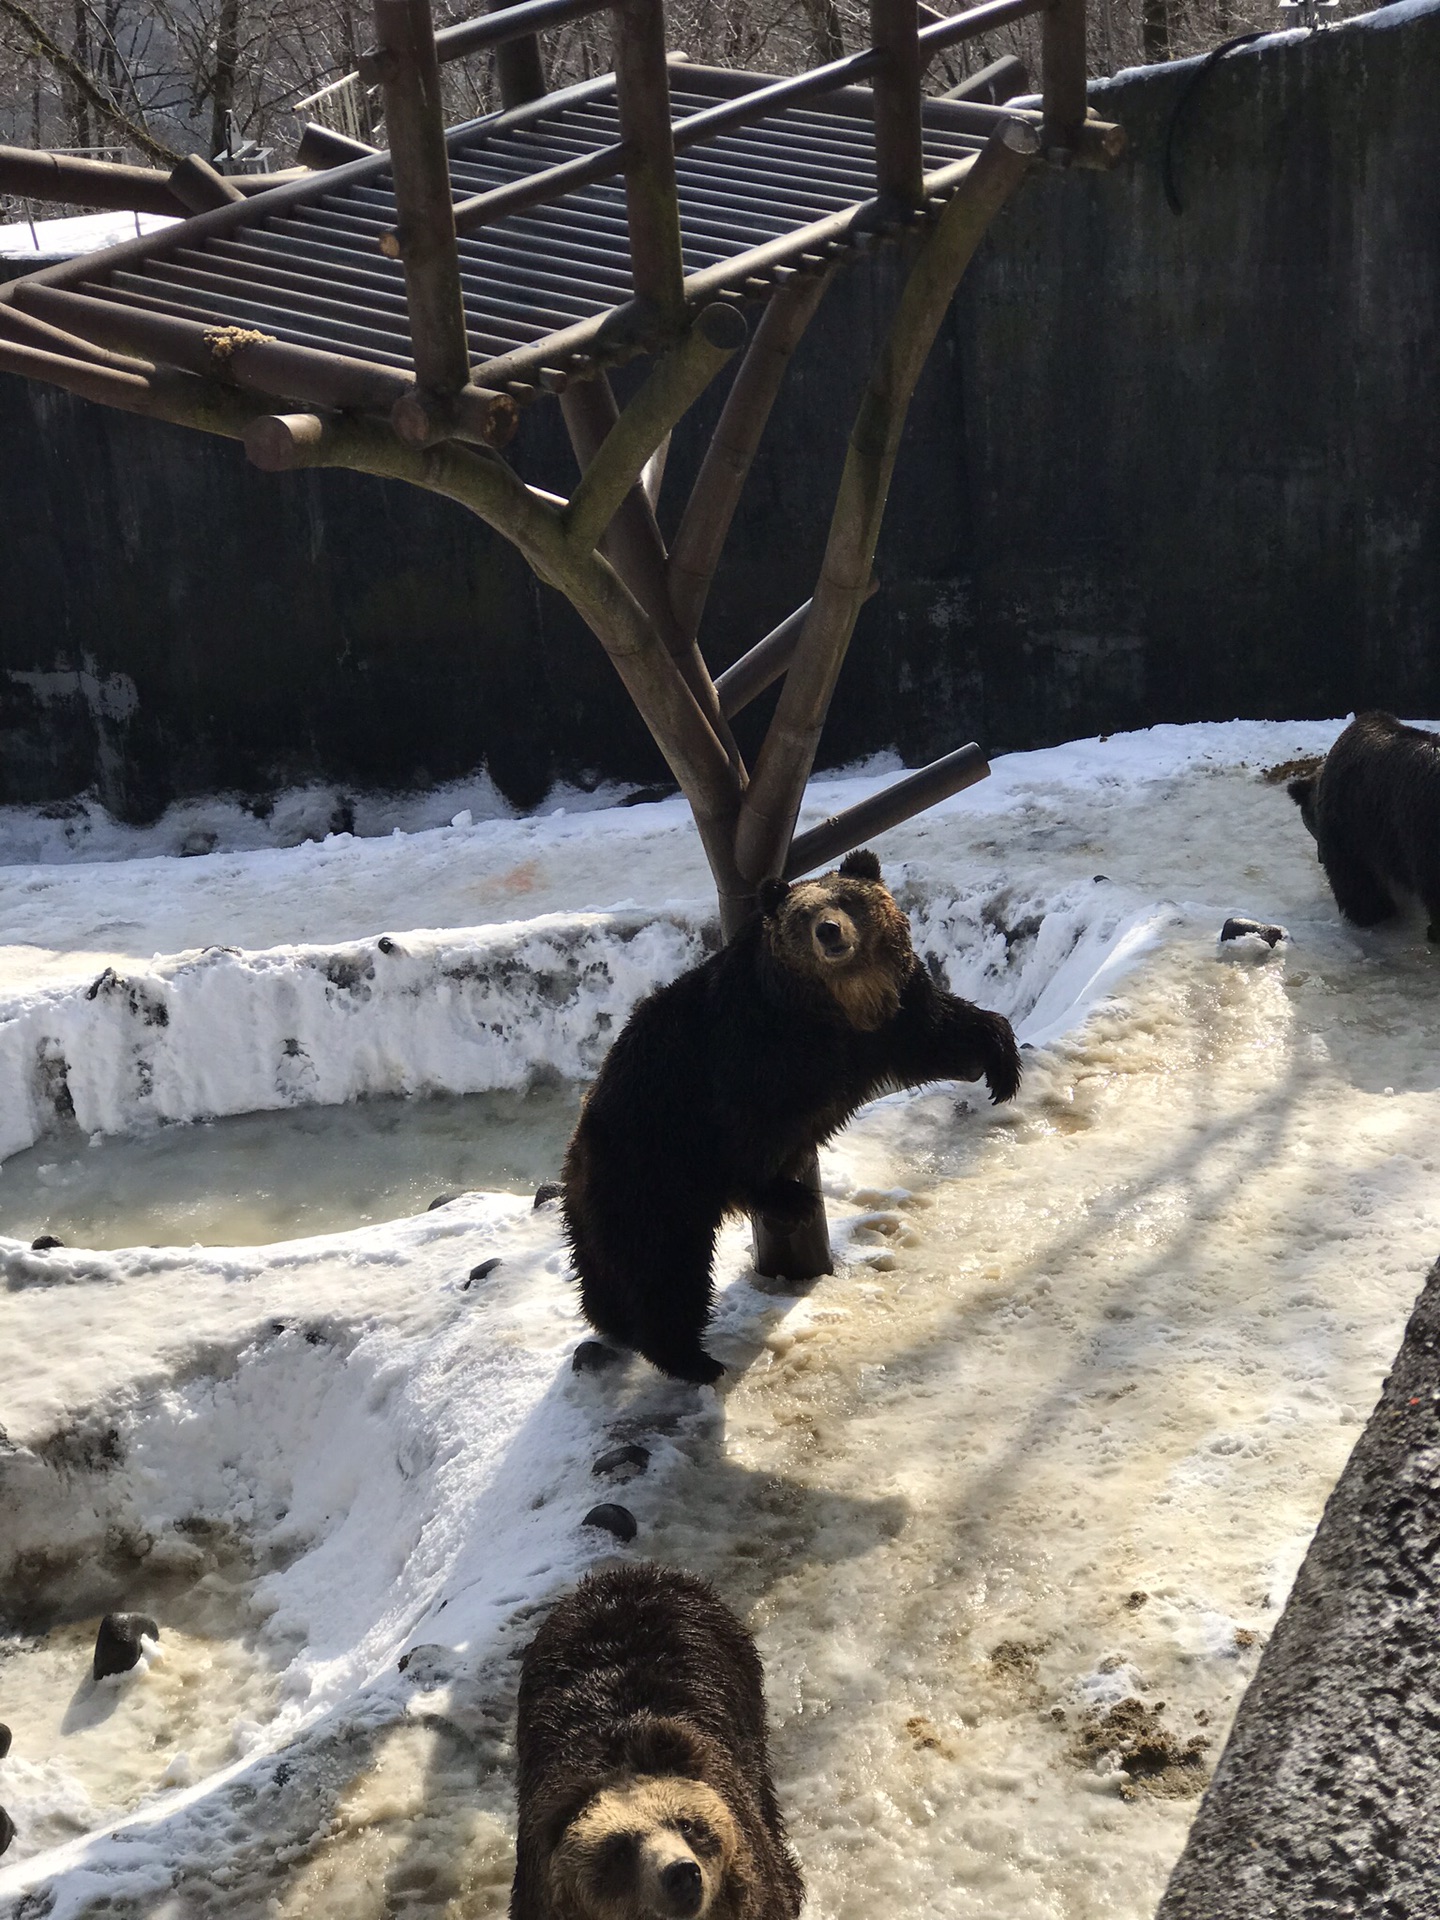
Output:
[511, 1562, 802, 1920]
[1288, 712, 1440, 939]
[562, 848, 1021, 1383]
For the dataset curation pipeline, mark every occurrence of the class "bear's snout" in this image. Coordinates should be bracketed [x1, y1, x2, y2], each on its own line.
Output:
[659, 1856, 704, 1915]
[641, 1835, 709, 1917]
[812, 910, 858, 963]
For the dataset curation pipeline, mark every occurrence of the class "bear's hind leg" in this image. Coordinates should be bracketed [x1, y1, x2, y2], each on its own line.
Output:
[630, 1224, 727, 1386]
[1322, 847, 1396, 927]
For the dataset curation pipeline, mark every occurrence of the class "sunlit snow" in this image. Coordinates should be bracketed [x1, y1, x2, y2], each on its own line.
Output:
[2, 719, 1438, 1920]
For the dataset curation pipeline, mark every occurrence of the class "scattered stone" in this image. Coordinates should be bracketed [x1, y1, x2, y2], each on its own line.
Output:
[0, 1722, 10, 1758]
[465, 1258, 502, 1288]
[428, 1194, 458, 1211]
[592, 1442, 650, 1481]
[1070, 1696, 1209, 1800]
[572, 1341, 623, 1375]
[1093, 874, 1110, 884]
[905, 1713, 959, 1758]
[30, 1234, 63, 1251]
[377, 936, 397, 955]
[1220, 916, 1288, 948]
[0, 1806, 13, 1857]
[582, 1503, 637, 1543]
[179, 828, 218, 858]
[1127, 1590, 1149, 1609]
[533, 1182, 564, 1210]
[93, 1611, 160, 1681]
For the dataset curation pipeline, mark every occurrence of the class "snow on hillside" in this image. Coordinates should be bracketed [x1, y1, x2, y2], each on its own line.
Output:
[3, 719, 1439, 1920]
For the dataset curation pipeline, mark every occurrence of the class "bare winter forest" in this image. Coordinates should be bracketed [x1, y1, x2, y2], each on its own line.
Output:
[0, 0, 1368, 195]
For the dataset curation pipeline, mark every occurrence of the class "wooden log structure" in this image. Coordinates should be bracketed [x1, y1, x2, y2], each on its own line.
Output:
[0, 0, 1121, 1288]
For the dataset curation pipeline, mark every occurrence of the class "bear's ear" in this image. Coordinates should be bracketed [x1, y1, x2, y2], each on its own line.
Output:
[616, 1715, 709, 1779]
[838, 847, 882, 882]
[1286, 776, 1316, 808]
[758, 877, 790, 917]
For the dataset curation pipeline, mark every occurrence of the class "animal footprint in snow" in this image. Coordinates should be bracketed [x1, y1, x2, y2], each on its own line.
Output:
[850, 1211, 923, 1249]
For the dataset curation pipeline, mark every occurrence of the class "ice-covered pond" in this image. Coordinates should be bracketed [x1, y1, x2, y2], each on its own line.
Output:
[2, 722, 1438, 1920]
[0, 1089, 579, 1250]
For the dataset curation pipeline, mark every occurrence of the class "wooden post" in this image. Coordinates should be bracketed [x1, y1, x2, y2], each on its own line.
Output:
[784, 741, 989, 876]
[372, 0, 470, 395]
[614, 0, 686, 327]
[485, 0, 547, 106]
[870, 0, 924, 206]
[1041, 0, 1088, 160]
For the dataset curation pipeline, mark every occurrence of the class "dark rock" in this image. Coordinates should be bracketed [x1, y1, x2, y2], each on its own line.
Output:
[30, 1234, 63, 1251]
[428, 1194, 458, 1211]
[93, 1611, 159, 1681]
[377, 936, 397, 955]
[592, 1442, 650, 1481]
[179, 828, 218, 857]
[582, 1503, 637, 1543]
[465, 1257, 501, 1288]
[0, 1722, 10, 1758]
[0, 1805, 13, 1857]
[1219, 916, 1288, 948]
[572, 1340, 623, 1375]
[533, 1182, 564, 1209]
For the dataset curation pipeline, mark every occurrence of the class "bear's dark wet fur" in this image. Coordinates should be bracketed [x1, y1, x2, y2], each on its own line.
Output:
[1288, 712, 1440, 939]
[511, 1563, 803, 1920]
[562, 848, 1021, 1383]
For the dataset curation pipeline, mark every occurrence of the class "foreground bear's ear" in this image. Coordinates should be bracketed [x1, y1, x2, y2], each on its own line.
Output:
[839, 848, 882, 882]
[1286, 776, 1315, 808]
[617, 1715, 709, 1779]
[758, 878, 790, 917]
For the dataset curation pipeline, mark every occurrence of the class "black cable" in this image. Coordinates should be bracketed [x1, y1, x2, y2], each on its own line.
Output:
[1162, 30, 1268, 215]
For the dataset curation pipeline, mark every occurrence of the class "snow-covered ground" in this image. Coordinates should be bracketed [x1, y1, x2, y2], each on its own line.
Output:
[3, 719, 1439, 1920]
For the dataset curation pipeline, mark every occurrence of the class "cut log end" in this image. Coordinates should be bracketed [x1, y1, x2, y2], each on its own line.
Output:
[243, 412, 327, 471]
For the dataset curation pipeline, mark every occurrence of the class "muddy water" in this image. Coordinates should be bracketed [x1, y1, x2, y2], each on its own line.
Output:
[0, 1087, 577, 1249]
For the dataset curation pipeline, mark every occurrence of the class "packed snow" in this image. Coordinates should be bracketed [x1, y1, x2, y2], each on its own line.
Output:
[2, 719, 1439, 1920]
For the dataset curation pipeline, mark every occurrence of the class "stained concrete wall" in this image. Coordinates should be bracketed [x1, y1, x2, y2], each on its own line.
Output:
[1, 1, 1436, 820]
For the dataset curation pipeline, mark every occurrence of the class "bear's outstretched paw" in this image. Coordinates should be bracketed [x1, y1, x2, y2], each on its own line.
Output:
[983, 1017, 1023, 1106]
[649, 1346, 726, 1387]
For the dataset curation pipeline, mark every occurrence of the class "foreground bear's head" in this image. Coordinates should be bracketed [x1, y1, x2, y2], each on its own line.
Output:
[542, 1717, 764, 1919]
[759, 848, 912, 1029]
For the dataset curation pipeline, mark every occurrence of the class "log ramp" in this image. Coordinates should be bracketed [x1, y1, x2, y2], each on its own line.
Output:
[0, 0, 1121, 1278]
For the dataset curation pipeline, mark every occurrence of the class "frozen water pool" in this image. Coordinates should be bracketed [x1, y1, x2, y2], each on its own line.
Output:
[2, 722, 1438, 1919]
[0, 1088, 578, 1250]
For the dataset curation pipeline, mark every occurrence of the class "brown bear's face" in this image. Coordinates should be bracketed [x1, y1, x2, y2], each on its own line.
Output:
[761, 848, 914, 1031]
[548, 1774, 744, 1919]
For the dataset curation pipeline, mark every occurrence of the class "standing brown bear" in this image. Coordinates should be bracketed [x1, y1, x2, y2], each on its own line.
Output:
[511, 1562, 803, 1920]
[562, 848, 1021, 1383]
[1288, 711, 1440, 938]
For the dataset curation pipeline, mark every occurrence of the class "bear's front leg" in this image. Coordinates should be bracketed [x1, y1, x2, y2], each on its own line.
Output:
[888, 972, 1022, 1105]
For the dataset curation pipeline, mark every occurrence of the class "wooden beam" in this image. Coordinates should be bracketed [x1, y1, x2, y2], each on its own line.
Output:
[942, 53, 1029, 102]
[483, 0, 548, 110]
[168, 155, 246, 212]
[0, 143, 183, 216]
[669, 270, 833, 645]
[870, 0, 924, 205]
[428, 0, 609, 63]
[1041, 0, 1088, 158]
[715, 580, 879, 718]
[613, 0, 686, 325]
[565, 303, 746, 553]
[296, 122, 379, 167]
[0, 299, 153, 373]
[372, 0, 471, 395]
[561, 373, 745, 786]
[783, 742, 989, 876]
[734, 120, 1038, 885]
[12, 283, 517, 445]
